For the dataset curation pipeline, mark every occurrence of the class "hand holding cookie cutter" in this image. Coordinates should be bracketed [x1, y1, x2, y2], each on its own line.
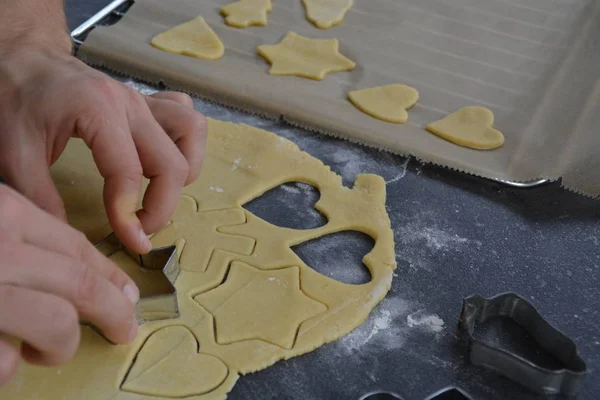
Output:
[459, 292, 588, 396]
[94, 232, 181, 324]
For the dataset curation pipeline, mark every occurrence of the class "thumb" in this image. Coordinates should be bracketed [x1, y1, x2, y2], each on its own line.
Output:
[2, 150, 67, 221]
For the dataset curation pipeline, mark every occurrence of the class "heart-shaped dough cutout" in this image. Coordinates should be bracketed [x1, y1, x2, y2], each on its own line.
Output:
[425, 106, 505, 150]
[151, 16, 224, 60]
[122, 326, 228, 397]
[348, 84, 419, 124]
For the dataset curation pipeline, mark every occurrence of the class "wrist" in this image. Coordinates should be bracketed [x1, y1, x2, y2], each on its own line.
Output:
[0, 0, 72, 57]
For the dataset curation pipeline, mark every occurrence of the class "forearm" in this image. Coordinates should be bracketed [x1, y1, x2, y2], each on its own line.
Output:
[0, 0, 71, 55]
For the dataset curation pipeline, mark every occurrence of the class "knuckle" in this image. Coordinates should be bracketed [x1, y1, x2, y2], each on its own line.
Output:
[0, 189, 24, 226]
[0, 285, 18, 302]
[171, 92, 194, 107]
[0, 349, 19, 385]
[85, 78, 120, 101]
[111, 163, 144, 184]
[47, 299, 79, 364]
[71, 231, 94, 262]
[75, 266, 102, 312]
[182, 112, 207, 137]
[171, 157, 190, 183]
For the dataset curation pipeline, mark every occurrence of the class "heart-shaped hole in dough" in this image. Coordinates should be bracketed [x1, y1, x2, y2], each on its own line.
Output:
[425, 106, 505, 150]
[243, 181, 327, 230]
[292, 230, 374, 284]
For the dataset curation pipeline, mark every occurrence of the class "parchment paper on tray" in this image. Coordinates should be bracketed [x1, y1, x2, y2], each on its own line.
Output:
[78, 0, 600, 197]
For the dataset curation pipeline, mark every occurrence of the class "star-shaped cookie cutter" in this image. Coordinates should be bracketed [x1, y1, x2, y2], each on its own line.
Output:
[95, 232, 181, 324]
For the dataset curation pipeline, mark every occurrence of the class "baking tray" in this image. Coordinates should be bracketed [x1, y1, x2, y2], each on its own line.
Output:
[72, 0, 600, 194]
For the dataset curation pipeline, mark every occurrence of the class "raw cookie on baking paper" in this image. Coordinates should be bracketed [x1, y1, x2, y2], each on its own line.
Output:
[426, 106, 505, 150]
[151, 16, 224, 60]
[349, 84, 419, 124]
[257, 31, 355, 80]
[302, 0, 353, 29]
[221, 0, 272, 28]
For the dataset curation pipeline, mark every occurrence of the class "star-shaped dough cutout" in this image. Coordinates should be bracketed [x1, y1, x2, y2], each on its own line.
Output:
[257, 32, 356, 80]
[151, 16, 224, 60]
[150, 195, 255, 272]
[221, 0, 272, 28]
[194, 262, 327, 349]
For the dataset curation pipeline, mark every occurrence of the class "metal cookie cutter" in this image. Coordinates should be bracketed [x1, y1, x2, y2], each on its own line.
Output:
[95, 233, 181, 324]
[459, 292, 588, 396]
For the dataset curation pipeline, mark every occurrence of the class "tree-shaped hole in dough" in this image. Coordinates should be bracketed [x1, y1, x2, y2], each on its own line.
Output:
[243, 181, 328, 230]
[292, 230, 374, 284]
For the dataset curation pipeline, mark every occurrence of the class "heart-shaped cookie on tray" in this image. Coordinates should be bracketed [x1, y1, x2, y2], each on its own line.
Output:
[426, 106, 505, 150]
[348, 84, 419, 124]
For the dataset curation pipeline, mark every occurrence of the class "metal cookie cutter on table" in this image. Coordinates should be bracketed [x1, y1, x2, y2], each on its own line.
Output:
[94, 232, 181, 325]
[459, 292, 588, 396]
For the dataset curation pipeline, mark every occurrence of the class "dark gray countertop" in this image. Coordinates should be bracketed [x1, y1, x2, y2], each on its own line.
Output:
[64, 2, 600, 399]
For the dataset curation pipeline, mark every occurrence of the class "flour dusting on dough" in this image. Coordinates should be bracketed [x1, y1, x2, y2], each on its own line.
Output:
[209, 186, 224, 193]
[231, 156, 241, 171]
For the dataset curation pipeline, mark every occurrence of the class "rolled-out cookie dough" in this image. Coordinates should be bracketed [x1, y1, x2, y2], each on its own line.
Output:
[426, 106, 505, 150]
[348, 84, 419, 124]
[0, 119, 395, 399]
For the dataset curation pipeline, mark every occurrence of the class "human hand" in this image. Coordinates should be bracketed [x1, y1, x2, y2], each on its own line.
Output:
[0, 184, 140, 384]
[0, 49, 207, 254]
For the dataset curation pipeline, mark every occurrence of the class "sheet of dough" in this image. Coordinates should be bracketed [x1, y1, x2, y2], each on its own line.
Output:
[78, 0, 600, 197]
[0, 118, 395, 399]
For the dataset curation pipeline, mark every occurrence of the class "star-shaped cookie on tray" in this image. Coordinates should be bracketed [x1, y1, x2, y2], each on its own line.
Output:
[257, 31, 355, 80]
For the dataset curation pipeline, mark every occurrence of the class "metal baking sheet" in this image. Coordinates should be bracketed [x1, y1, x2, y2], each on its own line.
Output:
[77, 0, 600, 197]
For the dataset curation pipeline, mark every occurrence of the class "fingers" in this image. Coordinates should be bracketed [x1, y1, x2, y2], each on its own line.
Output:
[0, 185, 139, 305]
[0, 340, 20, 386]
[146, 95, 207, 185]
[127, 97, 190, 234]
[0, 134, 67, 221]
[74, 105, 151, 254]
[0, 242, 137, 345]
[149, 91, 194, 108]
[0, 285, 79, 366]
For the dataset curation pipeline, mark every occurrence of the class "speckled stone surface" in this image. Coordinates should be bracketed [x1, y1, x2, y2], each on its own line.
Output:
[62, 3, 600, 399]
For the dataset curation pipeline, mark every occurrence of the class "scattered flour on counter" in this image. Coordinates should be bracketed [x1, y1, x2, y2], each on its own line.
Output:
[399, 224, 470, 251]
[295, 182, 314, 191]
[385, 157, 410, 185]
[339, 298, 410, 353]
[209, 186, 224, 193]
[280, 184, 301, 194]
[231, 156, 241, 171]
[406, 312, 445, 333]
[395, 217, 481, 272]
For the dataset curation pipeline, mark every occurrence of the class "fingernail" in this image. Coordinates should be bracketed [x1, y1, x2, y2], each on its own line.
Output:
[139, 230, 152, 253]
[128, 320, 138, 341]
[123, 284, 140, 305]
